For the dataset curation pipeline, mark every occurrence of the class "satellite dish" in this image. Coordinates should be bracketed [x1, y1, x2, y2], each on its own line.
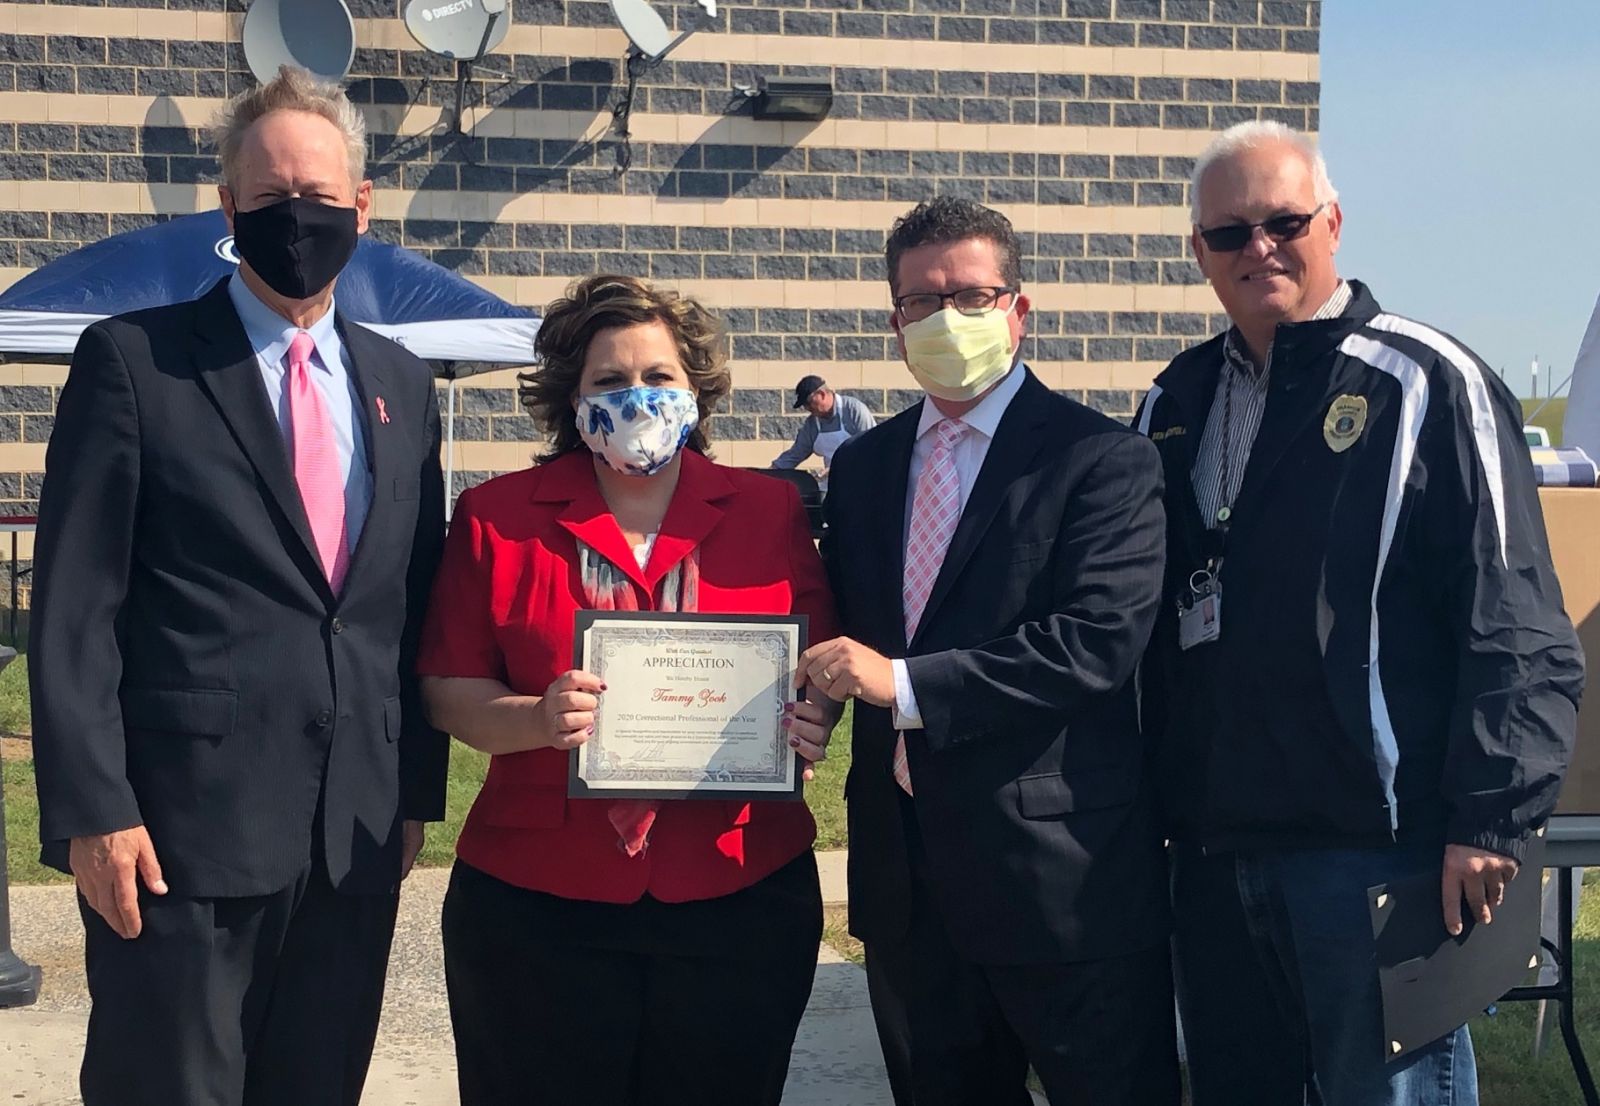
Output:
[608, 0, 715, 63]
[402, 0, 512, 134]
[241, 0, 357, 85]
[608, 0, 673, 59]
[403, 0, 511, 61]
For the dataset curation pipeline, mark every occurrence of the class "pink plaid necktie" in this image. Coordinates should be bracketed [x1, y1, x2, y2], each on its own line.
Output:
[287, 331, 349, 593]
[894, 417, 969, 794]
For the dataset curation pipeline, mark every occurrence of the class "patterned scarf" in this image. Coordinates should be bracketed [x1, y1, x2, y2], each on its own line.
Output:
[579, 538, 701, 857]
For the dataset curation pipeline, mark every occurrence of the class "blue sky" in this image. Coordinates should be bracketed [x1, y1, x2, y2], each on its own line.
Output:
[1321, 1, 1600, 399]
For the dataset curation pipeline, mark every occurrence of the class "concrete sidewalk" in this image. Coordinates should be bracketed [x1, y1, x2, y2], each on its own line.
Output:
[1, 851, 888, 1106]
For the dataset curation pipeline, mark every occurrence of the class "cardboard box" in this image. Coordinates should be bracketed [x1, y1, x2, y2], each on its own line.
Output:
[1541, 488, 1600, 813]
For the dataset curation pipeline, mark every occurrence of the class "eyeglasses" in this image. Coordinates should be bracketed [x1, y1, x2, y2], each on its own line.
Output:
[1197, 203, 1326, 253]
[893, 286, 1015, 323]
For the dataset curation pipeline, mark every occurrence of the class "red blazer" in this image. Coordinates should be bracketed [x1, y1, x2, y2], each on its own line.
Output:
[417, 448, 839, 903]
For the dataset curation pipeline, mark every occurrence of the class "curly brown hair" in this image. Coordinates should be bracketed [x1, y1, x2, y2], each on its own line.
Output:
[519, 274, 731, 462]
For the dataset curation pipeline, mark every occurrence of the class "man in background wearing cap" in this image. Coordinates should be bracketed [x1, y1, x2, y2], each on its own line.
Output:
[772, 375, 876, 483]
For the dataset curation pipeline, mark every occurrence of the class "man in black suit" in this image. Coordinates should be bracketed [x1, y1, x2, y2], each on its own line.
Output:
[28, 66, 446, 1105]
[795, 197, 1176, 1105]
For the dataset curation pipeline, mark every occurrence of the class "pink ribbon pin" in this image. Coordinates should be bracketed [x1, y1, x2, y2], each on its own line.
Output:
[376, 396, 390, 424]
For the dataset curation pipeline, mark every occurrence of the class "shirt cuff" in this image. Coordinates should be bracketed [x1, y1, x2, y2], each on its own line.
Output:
[891, 659, 924, 730]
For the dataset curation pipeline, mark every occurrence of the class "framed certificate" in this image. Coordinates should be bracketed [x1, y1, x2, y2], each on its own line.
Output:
[569, 611, 808, 801]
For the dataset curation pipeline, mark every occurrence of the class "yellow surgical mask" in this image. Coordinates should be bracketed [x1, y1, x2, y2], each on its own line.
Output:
[901, 303, 1017, 401]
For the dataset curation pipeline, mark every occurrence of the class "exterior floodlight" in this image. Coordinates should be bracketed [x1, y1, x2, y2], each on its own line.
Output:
[241, 0, 357, 84]
[752, 78, 834, 122]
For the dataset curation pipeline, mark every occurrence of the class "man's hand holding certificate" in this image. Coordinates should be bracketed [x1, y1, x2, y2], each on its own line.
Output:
[569, 612, 833, 800]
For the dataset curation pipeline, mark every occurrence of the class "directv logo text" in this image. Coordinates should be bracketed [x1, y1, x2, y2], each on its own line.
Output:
[419, 0, 474, 19]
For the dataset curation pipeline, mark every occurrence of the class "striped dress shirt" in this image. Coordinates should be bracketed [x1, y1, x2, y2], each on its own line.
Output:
[1191, 281, 1353, 528]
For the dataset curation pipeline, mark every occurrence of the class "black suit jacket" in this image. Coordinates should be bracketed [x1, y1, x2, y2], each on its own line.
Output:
[824, 368, 1171, 964]
[30, 279, 447, 897]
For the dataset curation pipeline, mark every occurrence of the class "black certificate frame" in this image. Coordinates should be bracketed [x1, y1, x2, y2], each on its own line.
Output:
[569, 610, 809, 802]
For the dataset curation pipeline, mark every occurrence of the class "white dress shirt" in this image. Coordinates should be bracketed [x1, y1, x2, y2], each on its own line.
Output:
[227, 271, 373, 552]
[891, 362, 1028, 728]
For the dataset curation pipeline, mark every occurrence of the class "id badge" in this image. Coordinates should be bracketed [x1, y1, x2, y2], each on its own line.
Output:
[1177, 575, 1222, 651]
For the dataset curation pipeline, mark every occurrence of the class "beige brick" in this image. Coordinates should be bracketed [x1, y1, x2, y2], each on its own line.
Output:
[0, 445, 46, 471]
[354, 18, 415, 51]
[13, 4, 59, 34]
[1110, 47, 1167, 77]
[193, 11, 230, 40]
[1182, 286, 1225, 312]
[1055, 363, 1118, 391]
[859, 361, 912, 389]
[133, 8, 197, 39]
[83, 8, 139, 36]
[713, 442, 793, 469]
[446, 368, 524, 392]
[0, 94, 49, 124]
[459, 106, 517, 139]
[1106, 362, 1168, 388]
[47, 93, 109, 124]
[830, 120, 890, 150]
[1259, 53, 1317, 82]
[450, 441, 541, 472]
[1171, 49, 1264, 79]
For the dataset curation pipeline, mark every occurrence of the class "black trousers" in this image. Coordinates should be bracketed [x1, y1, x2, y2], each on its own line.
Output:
[864, 799, 1181, 1106]
[78, 857, 399, 1106]
[442, 854, 822, 1106]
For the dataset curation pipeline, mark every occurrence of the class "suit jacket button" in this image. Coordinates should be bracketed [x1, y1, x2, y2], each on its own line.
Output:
[331, 618, 345, 634]
[315, 710, 333, 727]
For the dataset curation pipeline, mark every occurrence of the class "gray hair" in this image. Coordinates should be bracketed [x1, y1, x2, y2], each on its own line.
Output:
[1189, 120, 1338, 225]
[213, 65, 367, 191]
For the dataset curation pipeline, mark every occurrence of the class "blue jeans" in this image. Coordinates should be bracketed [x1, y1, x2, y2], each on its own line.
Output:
[1172, 845, 1478, 1106]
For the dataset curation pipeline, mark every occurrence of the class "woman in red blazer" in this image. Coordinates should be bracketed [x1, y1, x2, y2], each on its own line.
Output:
[418, 274, 840, 1106]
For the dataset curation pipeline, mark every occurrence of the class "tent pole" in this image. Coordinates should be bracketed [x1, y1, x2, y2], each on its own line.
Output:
[445, 378, 458, 522]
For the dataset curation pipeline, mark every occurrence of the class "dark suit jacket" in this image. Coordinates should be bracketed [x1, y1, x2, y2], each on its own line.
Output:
[30, 279, 447, 898]
[824, 368, 1171, 964]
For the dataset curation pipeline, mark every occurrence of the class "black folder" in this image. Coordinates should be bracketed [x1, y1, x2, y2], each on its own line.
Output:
[1368, 835, 1545, 1061]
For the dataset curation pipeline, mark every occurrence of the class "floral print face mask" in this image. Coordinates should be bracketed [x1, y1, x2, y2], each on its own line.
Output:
[575, 386, 701, 477]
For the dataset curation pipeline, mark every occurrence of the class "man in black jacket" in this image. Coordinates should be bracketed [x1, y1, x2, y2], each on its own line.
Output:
[797, 197, 1176, 1105]
[29, 67, 446, 1105]
[1136, 121, 1582, 1106]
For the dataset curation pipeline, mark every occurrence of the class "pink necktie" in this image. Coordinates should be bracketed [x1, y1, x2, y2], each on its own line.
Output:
[287, 331, 349, 593]
[895, 417, 968, 794]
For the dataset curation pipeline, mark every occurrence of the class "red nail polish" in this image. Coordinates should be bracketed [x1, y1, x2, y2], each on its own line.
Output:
[781, 718, 792, 728]
[789, 738, 800, 748]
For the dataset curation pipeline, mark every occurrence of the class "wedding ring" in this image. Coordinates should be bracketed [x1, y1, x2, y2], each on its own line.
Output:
[822, 669, 835, 682]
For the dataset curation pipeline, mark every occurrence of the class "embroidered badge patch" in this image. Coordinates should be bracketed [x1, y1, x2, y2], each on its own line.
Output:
[1323, 394, 1367, 453]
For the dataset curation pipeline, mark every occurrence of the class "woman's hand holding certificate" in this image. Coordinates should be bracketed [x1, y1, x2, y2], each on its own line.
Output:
[532, 669, 606, 751]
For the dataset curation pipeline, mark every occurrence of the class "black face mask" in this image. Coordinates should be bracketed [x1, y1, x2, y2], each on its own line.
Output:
[230, 197, 359, 300]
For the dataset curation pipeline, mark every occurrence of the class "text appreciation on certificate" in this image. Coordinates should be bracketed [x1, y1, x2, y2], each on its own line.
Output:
[570, 611, 808, 801]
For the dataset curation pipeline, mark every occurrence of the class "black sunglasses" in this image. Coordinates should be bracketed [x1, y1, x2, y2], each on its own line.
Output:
[1198, 203, 1326, 252]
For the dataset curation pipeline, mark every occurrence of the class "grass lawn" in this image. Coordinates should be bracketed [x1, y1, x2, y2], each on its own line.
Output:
[1524, 397, 1569, 445]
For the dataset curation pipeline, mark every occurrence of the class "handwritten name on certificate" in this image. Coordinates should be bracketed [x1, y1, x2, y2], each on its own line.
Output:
[570, 611, 807, 801]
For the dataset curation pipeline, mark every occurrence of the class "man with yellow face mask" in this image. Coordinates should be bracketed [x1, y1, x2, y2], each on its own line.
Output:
[797, 197, 1178, 1106]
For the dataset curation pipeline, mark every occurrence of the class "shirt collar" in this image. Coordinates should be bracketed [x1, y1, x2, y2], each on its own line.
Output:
[914, 359, 1026, 443]
[227, 270, 340, 372]
[1224, 279, 1351, 376]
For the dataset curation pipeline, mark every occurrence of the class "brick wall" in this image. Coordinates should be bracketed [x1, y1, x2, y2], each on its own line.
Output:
[0, 0, 1321, 517]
